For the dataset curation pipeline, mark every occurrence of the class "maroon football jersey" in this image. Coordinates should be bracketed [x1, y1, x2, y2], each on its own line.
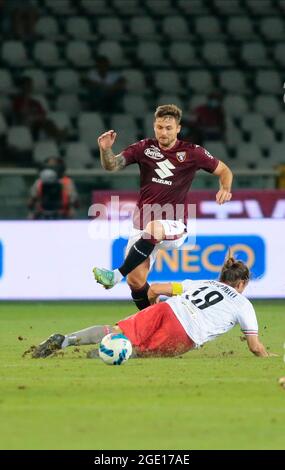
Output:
[122, 139, 219, 229]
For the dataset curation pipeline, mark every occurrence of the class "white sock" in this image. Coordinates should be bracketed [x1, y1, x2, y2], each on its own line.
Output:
[113, 269, 124, 284]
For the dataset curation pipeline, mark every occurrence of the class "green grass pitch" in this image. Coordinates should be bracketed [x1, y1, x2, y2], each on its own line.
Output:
[0, 301, 285, 450]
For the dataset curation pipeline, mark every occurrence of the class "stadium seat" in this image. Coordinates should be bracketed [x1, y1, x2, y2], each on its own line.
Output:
[245, 0, 276, 15]
[273, 113, 285, 134]
[156, 94, 183, 110]
[78, 112, 105, 135]
[35, 16, 60, 40]
[0, 69, 14, 93]
[269, 142, 285, 165]
[130, 17, 158, 40]
[241, 113, 266, 132]
[255, 70, 282, 95]
[2, 41, 30, 67]
[0, 176, 27, 196]
[254, 95, 281, 119]
[214, 0, 245, 15]
[225, 118, 243, 147]
[97, 17, 125, 41]
[137, 42, 167, 67]
[224, 95, 249, 118]
[110, 114, 138, 136]
[145, 0, 176, 16]
[178, 0, 209, 15]
[169, 42, 201, 67]
[33, 94, 50, 112]
[45, 0, 75, 15]
[48, 112, 71, 131]
[66, 17, 95, 40]
[24, 69, 49, 94]
[241, 43, 271, 67]
[274, 43, 285, 66]
[219, 70, 248, 94]
[33, 140, 59, 164]
[259, 17, 285, 41]
[34, 41, 62, 67]
[65, 142, 93, 168]
[121, 69, 146, 94]
[154, 71, 182, 94]
[7, 127, 33, 152]
[227, 17, 256, 40]
[81, 0, 112, 15]
[251, 127, 276, 150]
[188, 95, 207, 109]
[162, 16, 191, 40]
[54, 69, 80, 93]
[0, 113, 7, 136]
[195, 16, 224, 40]
[202, 42, 234, 66]
[203, 141, 229, 162]
[187, 70, 213, 94]
[55, 94, 82, 117]
[123, 95, 148, 118]
[66, 41, 93, 67]
[97, 41, 128, 67]
[112, 0, 143, 16]
[236, 142, 263, 168]
[143, 112, 155, 137]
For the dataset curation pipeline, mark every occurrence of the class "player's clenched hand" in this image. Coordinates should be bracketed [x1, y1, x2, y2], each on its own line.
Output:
[216, 189, 232, 205]
[98, 130, 117, 150]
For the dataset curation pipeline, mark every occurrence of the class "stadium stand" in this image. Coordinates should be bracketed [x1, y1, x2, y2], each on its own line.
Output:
[0, 0, 284, 217]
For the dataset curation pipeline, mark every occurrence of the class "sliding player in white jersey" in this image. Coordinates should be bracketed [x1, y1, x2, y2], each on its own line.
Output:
[32, 255, 276, 358]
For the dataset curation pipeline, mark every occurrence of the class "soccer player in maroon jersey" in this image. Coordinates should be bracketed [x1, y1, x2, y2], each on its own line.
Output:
[93, 104, 233, 310]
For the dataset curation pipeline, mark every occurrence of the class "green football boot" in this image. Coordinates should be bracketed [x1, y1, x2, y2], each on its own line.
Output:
[93, 267, 115, 289]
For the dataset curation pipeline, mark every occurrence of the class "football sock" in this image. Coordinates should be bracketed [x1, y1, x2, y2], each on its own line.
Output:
[119, 236, 157, 277]
[131, 282, 151, 310]
[62, 325, 113, 347]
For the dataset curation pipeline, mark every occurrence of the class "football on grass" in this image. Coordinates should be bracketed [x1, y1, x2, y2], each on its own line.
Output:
[99, 333, 132, 365]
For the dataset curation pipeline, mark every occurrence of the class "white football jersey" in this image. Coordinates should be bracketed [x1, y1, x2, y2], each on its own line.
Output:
[166, 280, 258, 347]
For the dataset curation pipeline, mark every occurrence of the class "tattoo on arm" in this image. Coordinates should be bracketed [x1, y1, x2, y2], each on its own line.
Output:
[100, 149, 126, 172]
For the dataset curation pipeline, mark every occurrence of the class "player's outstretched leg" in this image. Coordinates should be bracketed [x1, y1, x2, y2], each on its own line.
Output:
[32, 333, 65, 358]
[93, 221, 163, 289]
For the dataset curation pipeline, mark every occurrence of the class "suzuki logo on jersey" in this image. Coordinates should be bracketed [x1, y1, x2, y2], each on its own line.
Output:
[0, 241, 3, 279]
[144, 146, 164, 160]
[152, 159, 175, 185]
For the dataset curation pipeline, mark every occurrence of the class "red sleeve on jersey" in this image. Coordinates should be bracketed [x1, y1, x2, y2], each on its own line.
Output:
[193, 145, 219, 173]
[122, 140, 144, 166]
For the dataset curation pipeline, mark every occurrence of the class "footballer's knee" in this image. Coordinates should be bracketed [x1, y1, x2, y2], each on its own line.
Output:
[144, 221, 165, 242]
[127, 273, 147, 291]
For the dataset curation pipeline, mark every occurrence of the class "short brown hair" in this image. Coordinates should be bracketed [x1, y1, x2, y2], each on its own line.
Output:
[219, 252, 250, 288]
[154, 104, 182, 124]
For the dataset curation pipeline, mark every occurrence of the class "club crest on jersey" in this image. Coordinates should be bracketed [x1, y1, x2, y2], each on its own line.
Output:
[144, 146, 164, 160]
[176, 151, 186, 162]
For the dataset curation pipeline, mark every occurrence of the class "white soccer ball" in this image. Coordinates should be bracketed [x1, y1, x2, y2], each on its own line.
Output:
[99, 333, 132, 365]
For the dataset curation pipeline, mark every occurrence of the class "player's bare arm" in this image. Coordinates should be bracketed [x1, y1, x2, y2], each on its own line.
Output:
[213, 161, 233, 205]
[148, 282, 182, 304]
[246, 335, 278, 357]
[98, 130, 127, 172]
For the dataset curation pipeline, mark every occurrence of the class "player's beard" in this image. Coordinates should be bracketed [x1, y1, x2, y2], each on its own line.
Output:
[158, 136, 176, 149]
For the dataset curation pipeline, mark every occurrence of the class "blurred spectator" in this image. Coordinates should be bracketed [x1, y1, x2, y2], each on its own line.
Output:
[185, 92, 226, 145]
[13, 77, 67, 143]
[0, 0, 38, 39]
[84, 55, 126, 112]
[28, 157, 79, 219]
